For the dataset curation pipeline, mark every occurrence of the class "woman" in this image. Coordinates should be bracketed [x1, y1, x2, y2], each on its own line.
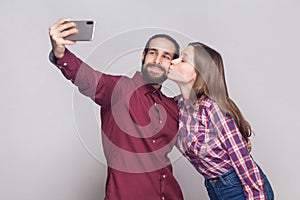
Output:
[167, 42, 274, 199]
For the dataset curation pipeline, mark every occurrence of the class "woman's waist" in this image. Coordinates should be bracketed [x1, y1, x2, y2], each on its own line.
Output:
[181, 153, 234, 179]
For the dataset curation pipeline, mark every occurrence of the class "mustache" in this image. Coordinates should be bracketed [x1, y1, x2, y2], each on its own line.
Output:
[144, 63, 166, 72]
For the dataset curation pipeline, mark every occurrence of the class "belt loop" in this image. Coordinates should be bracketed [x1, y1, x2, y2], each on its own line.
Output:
[218, 176, 227, 186]
[208, 178, 216, 185]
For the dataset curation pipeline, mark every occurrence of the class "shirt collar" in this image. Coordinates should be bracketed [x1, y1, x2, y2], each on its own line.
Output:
[177, 94, 201, 110]
[177, 95, 190, 108]
[132, 72, 163, 100]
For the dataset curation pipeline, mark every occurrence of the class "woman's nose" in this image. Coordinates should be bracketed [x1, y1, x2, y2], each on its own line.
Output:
[171, 58, 181, 65]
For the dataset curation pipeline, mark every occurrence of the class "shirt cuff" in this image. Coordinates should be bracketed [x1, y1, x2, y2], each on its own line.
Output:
[49, 48, 73, 70]
[49, 50, 58, 64]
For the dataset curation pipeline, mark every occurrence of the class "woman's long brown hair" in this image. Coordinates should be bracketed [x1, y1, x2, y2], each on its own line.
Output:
[189, 42, 252, 140]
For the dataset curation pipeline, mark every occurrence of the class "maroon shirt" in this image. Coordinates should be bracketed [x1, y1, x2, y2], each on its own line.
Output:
[50, 49, 183, 200]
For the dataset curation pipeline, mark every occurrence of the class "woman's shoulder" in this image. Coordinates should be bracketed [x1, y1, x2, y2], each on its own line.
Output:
[199, 97, 224, 118]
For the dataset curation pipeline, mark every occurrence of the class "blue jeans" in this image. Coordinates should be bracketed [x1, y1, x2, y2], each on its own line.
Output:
[204, 166, 274, 200]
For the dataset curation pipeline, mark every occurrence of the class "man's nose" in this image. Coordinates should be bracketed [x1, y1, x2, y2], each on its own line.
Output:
[154, 55, 162, 64]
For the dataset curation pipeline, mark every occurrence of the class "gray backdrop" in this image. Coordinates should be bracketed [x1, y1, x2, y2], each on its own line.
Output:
[1, 0, 299, 199]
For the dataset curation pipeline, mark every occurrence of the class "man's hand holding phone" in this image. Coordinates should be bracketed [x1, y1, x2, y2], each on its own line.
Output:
[48, 18, 95, 59]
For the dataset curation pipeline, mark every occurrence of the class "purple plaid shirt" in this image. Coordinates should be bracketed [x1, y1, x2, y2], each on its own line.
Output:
[177, 96, 266, 200]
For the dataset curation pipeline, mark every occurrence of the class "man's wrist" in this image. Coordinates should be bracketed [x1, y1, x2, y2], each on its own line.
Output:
[49, 50, 59, 64]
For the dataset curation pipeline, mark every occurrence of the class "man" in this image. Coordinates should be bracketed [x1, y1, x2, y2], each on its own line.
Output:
[48, 18, 183, 200]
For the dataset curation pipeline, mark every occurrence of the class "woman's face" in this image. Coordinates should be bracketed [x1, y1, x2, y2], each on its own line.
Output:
[167, 45, 197, 86]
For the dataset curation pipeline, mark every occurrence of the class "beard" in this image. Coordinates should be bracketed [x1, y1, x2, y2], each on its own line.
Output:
[141, 63, 167, 84]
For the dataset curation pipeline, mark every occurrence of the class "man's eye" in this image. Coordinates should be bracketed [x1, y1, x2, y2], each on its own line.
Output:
[163, 55, 171, 60]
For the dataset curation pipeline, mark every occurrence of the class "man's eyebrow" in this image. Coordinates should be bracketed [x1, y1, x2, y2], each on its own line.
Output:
[148, 48, 158, 52]
[148, 48, 174, 57]
[164, 51, 173, 57]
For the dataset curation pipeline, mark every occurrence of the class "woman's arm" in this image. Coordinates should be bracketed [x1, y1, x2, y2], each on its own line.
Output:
[208, 101, 266, 200]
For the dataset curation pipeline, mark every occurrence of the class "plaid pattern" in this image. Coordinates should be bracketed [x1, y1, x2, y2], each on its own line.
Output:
[177, 96, 266, 199]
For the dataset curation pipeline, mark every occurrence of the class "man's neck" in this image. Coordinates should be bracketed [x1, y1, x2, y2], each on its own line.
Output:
[152, 83, 162, 89]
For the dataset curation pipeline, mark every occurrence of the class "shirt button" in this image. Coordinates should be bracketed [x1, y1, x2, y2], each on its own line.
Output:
[152, 140, 156, 143]
[63, 62, 67, 66]
[162, 197, 165, 200]
[162, 175, 166, 178]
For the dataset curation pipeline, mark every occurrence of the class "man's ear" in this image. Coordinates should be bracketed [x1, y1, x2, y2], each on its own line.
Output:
[141, 51, 146, 65]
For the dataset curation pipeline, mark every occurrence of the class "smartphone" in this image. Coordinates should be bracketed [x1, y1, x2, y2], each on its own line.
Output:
[65, 20, 95, 41]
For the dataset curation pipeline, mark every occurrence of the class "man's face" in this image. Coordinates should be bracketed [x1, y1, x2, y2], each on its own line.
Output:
[142, 38, 176, 84]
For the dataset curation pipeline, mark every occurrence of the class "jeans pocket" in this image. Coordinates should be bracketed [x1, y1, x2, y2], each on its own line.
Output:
[219, 171, 245, 200]
[220, 184, 245, 200]
[221, 169, 243, 187]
